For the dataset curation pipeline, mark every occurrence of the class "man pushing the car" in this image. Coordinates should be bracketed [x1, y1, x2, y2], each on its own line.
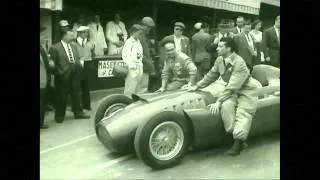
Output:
[187, 37, 261, 156]
[157, 41, 197, 92]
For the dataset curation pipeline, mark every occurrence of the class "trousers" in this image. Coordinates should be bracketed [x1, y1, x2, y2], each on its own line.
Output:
[54, 65, 82, 118]
[194, 58, 211, 81]
[124, 63, 143, 97]
[40, 88, 47, 127]
[139, 73, 150, 93]
[220, 88, 258, 140]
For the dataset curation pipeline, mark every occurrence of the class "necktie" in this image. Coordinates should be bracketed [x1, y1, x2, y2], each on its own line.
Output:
[97, 24, 99, 31]
[246, 34, 254, 51]
[67, 44, 75, 63]
[82, 39, 85, 47]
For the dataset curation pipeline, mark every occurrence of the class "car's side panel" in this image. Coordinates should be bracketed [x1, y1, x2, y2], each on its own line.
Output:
[183, 109, 229, 150]
[184, 95, 280, 150]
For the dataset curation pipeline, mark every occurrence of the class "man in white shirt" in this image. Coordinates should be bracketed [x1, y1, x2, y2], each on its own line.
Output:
[122, 24, 143, 96]
[106, 13, 128, 55]
[230, 16, 244, 35]
[49, 29, 90, 123]
[89, 14, 108, 56]
[74, 26, 95, 111]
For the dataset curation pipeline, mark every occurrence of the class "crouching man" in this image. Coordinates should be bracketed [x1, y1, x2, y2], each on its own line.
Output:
[157, 41, 197, 92]
[187, 37, 261, 155]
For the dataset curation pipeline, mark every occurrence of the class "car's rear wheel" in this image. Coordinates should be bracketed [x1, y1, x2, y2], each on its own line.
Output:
[94, 94, 132, 127]
[134, 111, 189, 169]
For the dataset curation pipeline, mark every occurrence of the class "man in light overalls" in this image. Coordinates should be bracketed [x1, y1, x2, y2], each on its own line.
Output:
[188, 37, 261, 156]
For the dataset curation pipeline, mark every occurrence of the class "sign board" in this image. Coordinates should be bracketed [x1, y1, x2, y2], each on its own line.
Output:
[224, 0, 260, 9]
[98, 60, 126, 78]
[40, 0, 63, 11]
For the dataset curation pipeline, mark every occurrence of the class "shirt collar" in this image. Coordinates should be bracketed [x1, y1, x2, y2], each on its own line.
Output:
[129, 36, 139, 42]
[174, 35, 182, 40]
[224, 52, 236, 66]
[61, 40, 69, 47]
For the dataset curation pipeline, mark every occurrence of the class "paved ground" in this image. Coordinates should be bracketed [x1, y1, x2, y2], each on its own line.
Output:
[40, 88, 280, 180]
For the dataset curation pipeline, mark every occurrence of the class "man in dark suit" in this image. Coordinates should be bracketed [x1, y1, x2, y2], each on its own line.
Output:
[49, 28, 90, 123]
[233, 20, 257, 72]
[159, 22, 191, 71]
[262, 15, 280, 67]
[191, 22, 212, 80]
[207, 21, 233, 66]
[40, 26, 55, 129]
[230, 16, 244, 35]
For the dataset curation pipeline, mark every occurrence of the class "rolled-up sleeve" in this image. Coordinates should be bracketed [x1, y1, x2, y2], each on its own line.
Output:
[184, 59, 197, 85]
[196, 57, 220, 88]
[161, 60, 171, 80]
[217, 60, 250, 104]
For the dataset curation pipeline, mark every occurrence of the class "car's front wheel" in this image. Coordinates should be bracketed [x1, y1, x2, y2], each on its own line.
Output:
[134, 111, 189, 169]
[94, 94, 132, 126]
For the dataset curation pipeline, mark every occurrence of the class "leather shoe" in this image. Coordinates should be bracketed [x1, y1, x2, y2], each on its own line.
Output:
[226, 139, 242, 156]
[242, 141, 248, 150]
[55, 117, 64, 123]
[40, 124, 49, 129]
[74, 112, 90, 119]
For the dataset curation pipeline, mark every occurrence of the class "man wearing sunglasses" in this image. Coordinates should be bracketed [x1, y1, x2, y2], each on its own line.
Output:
[159, 22, 191, 72]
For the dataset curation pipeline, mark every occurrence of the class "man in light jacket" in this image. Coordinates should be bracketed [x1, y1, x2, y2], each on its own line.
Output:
[187, 37, 261, 156]
[89, 14, 107, 56]
[106, 13, 128, 55]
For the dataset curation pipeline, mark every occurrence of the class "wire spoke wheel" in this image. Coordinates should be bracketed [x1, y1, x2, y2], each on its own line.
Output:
[149, 121, 184, 161]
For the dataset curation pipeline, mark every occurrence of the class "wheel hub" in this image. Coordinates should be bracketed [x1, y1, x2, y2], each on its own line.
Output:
[149, 121, 184, 161]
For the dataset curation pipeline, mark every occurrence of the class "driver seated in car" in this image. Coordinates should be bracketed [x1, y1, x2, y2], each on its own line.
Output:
[187, 37, 261, 156]
[157, 41, 197, 92]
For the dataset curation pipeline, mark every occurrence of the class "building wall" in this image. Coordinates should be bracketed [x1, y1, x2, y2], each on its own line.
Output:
[40, 9, 53, 48]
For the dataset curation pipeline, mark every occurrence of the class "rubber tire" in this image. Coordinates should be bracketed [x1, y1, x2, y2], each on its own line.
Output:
[134, 111, 189, 169]
[94, 94, 132, 126]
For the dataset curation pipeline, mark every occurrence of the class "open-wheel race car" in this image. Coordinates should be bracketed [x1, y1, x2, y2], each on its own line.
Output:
[94, 64, 280, 169]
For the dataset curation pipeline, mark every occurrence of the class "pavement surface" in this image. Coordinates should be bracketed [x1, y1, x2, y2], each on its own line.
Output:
[40, 88, 280, 180]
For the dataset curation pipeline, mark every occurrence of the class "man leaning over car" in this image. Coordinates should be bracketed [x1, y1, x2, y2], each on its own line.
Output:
[157, 41, 197, 92]
[187, 37, 261, 156]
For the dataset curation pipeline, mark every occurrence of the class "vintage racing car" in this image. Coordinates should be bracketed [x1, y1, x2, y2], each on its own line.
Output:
[94, 64, 280, 169]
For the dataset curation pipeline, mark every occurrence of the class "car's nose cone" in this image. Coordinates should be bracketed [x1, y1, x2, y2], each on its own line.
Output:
[96, 124, 116, 152]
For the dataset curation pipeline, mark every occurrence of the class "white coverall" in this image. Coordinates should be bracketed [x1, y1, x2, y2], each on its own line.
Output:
[122, 36, 143, 97]
[89, 22, 107, 56]
[106, 21, 128, 55]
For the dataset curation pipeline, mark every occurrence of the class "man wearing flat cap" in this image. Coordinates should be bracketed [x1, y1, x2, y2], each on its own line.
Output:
[139, 16, 157, 93]
[159, 22, 191, 72]
[74, 26, 95, 110]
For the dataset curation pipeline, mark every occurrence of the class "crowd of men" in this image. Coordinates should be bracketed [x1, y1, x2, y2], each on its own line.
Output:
[40, 13, 280, 156]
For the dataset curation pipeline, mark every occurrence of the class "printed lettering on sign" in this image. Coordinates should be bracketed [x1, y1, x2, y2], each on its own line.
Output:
[98, 60, 126, 77]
